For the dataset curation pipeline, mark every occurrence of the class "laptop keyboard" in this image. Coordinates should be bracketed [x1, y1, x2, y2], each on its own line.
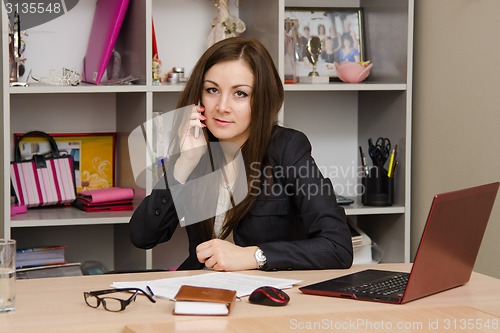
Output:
[341, 274, 409, 296]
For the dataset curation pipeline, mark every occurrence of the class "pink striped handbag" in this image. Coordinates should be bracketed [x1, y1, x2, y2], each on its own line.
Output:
[10, 131, 77, 208]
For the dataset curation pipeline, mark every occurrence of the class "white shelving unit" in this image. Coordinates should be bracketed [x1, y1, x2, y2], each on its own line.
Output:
[1, 0, 413, 271]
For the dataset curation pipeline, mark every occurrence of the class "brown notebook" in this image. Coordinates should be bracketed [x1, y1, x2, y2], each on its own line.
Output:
[173, 285, 237, 316]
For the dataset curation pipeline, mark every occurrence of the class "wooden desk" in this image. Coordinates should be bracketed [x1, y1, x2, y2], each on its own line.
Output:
[1, 264, 499, 333]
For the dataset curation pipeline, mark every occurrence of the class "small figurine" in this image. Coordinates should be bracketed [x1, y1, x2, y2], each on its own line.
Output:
[152, 54, 162, 85]
[207, 0, 246, 48]
[9, 12, 28, 86]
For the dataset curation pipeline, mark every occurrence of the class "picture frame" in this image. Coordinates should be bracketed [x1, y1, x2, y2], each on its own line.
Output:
[284, 7, 365, 80]
[14, 132, 116, 193]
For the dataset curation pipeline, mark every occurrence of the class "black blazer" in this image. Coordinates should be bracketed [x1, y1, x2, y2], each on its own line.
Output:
[129, 126, 353, 271]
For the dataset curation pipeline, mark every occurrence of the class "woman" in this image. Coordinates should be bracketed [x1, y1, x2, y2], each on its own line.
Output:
[338, 34, 360, 62]
[321, 37, 337, 64]
[129, 37, 353, 272]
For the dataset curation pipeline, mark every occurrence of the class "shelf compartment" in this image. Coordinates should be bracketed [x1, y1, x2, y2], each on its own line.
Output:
[10, 206, 135, 228]
[285, 83, 407, 92]
[344, 203, 405, 216]
[9, 84, 149, 94]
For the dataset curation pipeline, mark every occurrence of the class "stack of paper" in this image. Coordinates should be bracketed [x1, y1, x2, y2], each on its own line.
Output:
[349, 221, 374, 264]
[349, 222, 363, 247]
[111, 271, 302, 299]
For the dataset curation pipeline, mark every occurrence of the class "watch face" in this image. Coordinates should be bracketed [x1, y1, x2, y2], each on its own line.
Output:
[256, 249, 266, 261]
[255, 249, 266, 269]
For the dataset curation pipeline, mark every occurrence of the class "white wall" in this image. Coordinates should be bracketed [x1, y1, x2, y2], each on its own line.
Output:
[413, 0, 500, 278]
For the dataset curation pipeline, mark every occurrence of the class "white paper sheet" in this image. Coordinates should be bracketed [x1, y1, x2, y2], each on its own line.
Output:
[111, 271, 302, 299]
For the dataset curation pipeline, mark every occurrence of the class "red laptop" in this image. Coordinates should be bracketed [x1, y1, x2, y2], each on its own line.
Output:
[299, 182, 499, 304]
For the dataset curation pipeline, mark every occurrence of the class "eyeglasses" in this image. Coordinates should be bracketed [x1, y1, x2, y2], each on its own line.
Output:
[83, 287, 156, 312]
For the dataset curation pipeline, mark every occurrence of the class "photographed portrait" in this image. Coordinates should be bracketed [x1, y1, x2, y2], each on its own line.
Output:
[284, 7, 365, 78]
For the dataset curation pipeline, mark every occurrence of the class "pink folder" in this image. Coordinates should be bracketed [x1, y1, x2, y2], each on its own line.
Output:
[78, 187, 135, 204]
[83, 0, 131, 84]
[73, 198, 133, 212]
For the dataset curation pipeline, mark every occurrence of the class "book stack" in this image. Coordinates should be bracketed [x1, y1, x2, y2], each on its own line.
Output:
[16, 245, 83, 279]
[16, 263, 83, 279]
[16, 245, 67, 268]
[73, 187, 134, 212]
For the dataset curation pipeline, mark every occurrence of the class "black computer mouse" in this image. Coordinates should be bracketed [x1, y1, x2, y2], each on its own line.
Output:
[248, 286, 290, 306]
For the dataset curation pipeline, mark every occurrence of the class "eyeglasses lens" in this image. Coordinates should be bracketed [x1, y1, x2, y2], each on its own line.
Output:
[84, 293, 99, 308]
[101, 297, 125, 312]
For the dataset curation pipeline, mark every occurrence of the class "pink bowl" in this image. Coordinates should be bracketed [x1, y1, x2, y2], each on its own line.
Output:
[335, 61, 373, 83]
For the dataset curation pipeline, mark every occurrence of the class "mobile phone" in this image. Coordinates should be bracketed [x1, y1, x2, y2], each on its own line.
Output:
[194, 101, 202, 138]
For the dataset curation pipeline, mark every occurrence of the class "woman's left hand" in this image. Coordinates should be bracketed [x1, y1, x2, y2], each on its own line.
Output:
[196, 239, 258, 271]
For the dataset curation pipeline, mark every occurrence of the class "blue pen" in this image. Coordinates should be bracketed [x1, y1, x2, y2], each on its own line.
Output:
[146, 285, 155, 298]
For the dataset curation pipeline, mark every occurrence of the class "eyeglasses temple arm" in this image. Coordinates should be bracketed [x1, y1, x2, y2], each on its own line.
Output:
[87, 288, 156, 303]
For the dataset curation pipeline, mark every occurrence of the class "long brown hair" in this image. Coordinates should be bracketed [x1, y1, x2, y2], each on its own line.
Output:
[176, 37, 284, 239]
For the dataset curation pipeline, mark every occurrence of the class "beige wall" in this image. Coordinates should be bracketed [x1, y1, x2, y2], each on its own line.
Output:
[413, 0, 500, 278]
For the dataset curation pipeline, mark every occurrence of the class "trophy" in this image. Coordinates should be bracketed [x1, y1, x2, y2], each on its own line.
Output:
[306, 36, 322, 77]
[299, 36, 328, 83]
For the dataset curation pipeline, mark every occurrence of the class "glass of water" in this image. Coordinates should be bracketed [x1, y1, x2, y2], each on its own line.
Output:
[0, 239, 16, 312]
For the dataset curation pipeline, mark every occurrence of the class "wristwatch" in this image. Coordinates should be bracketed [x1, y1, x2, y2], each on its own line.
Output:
[254, 247, 267, 270]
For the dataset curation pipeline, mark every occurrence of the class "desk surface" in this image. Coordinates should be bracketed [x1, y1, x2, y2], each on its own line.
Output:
[1, 264, 499, 333]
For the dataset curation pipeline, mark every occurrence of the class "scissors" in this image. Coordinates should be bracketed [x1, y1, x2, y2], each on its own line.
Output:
[368, 137, 391, 167]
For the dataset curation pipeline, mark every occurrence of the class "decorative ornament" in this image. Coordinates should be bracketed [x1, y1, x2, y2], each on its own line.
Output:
[152, 54, 162, 85]
[207, 0, 246, 48]
[9, 11, 28, 86]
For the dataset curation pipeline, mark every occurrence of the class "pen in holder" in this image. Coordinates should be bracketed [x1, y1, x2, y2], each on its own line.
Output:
[362, 166, 394, 206]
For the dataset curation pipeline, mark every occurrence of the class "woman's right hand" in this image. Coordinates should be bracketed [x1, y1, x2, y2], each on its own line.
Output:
[173, 104, 207, 183]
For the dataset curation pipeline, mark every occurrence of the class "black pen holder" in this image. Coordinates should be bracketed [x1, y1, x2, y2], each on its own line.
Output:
[362, 166, 394, 206]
